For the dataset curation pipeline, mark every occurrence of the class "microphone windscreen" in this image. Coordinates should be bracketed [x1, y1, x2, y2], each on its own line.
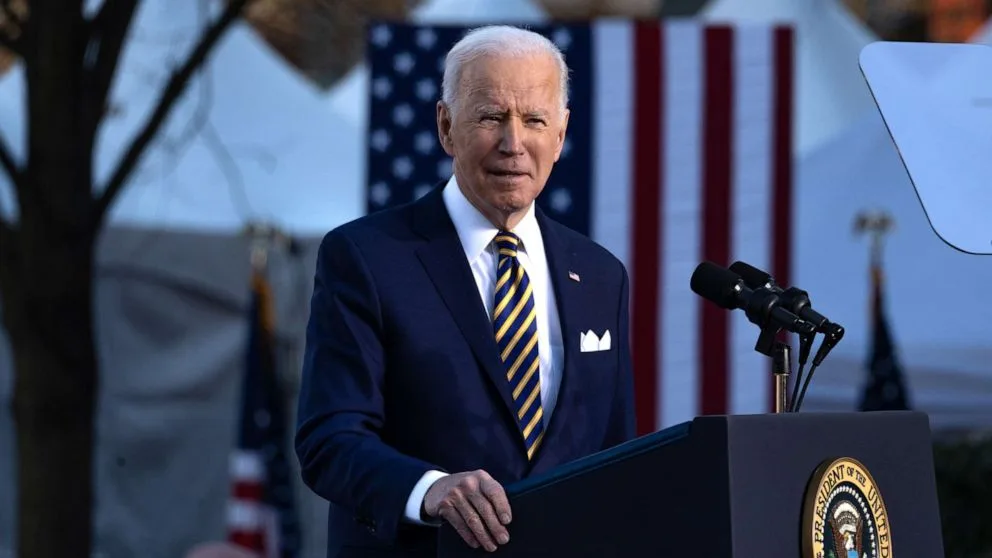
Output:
[690, 261, 741, 310]
[729, 260, 773, 289]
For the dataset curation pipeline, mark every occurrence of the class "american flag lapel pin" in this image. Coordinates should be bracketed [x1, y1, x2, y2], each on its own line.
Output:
[568, 270, 580, 282]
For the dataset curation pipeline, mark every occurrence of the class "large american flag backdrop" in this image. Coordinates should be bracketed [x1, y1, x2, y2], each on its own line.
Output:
[365, 20, 794, 435]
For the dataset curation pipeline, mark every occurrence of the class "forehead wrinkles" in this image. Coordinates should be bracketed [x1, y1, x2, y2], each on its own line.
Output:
[460, 80, 559, 114]
[456, 54, 561, 104]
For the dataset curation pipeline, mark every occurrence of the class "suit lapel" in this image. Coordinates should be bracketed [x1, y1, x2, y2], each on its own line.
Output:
[529, 209, 583, 468]
[411, 188, 520, 423]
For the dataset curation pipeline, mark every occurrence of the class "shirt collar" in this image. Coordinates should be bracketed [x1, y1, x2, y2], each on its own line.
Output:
[442, 174, 541, 261]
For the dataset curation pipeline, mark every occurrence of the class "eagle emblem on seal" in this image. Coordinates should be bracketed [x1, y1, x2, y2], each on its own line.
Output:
[828, 501, 866, 558]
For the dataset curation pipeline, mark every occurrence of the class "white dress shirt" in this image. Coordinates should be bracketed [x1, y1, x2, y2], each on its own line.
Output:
[402, 175, 565, 524]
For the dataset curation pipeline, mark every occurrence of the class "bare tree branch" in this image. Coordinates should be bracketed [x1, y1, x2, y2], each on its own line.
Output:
[153, 0, 214, 180]
[201, 119, 254, 220]
[86, 0, 139, 132]
[0, 130, 21, 192]
[92, 0, 253, 228]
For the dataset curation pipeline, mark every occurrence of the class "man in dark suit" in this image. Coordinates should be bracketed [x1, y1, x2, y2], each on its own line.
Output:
[295, 24, 635, 557]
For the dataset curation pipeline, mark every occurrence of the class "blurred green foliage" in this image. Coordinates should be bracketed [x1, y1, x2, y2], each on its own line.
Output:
[933, 432, 992, 558]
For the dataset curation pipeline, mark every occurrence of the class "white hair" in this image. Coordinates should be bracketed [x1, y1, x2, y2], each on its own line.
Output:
[441, 25, 570, 117]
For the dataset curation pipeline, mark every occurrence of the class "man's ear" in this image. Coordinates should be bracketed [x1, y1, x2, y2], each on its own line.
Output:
[437, 101, 455, 156]
[554, 108, 570, 162]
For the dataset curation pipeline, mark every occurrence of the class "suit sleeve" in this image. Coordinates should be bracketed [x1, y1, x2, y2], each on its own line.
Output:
[602, 261, 636, 449]
[295, 230, 440, 542]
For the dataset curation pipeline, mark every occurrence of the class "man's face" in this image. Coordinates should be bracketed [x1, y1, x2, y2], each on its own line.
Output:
[437, 52, 569, 228]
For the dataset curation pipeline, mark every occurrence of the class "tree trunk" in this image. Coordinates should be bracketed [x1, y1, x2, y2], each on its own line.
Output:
[3, 244, 97, 558]
[5, 3, 97, 557]
[0, 210, 97, 558]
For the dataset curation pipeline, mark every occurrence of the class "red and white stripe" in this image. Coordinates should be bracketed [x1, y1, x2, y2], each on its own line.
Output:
[228, 450, 279, 557]
[590, 20, 794, 433]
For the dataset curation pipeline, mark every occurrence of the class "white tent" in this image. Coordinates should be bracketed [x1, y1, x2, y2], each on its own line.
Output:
[701, 0, 880, 157]
[973, 17, 992, 44]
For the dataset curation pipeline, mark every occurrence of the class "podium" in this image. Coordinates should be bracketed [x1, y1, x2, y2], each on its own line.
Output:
[437, 411, 944, 557]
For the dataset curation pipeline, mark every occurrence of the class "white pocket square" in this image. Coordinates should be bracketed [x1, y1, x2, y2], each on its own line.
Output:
[580, 329, 611, 352]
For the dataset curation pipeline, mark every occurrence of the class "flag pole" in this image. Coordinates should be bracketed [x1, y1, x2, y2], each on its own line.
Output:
[853, 209, 912, 412]
[230, 221, 302, 556]
[244, 221, 290, 273]
[242, 220, 292, 377]
[854, 210, 893, 272]
[853, 210, 894, 315]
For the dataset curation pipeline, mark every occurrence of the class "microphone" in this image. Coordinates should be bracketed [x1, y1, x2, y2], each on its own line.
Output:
[811, 322, 844, 367]
[728, 261, 825, 406]
[690, 261, 815, 336]
[728, 261, 831, 332]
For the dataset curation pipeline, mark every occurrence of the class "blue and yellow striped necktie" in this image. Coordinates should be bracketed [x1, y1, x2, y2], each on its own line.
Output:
[492, 231, 544, 460]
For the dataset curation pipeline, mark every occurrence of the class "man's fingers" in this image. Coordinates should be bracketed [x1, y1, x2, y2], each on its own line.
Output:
[440, 506, 481, 550]
[480, 475, 512, 525]
[456, 497, 498, 552]
[468, 490, 509, 545]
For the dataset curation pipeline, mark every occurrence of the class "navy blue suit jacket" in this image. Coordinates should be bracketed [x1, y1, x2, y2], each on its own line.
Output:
[295, 186, 635, 557]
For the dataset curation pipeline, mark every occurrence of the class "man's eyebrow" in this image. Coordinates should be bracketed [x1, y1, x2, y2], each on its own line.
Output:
[474, 104, 504, 114]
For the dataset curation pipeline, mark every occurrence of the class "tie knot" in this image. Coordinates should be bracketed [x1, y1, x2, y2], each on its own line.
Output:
[494, 231, 520, 257]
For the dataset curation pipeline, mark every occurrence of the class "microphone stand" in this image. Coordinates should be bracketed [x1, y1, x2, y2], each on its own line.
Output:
[787, 330, 815, 413]
[772, 341, 791, 413]
[751, 301, 813, 413]
[753, 325, 778, 357]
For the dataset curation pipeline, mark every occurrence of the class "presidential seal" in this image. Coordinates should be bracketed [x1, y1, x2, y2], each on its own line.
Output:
[802, 457, 893, 558]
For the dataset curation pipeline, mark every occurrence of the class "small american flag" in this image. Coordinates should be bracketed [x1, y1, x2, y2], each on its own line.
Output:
[365, 20, 795, 434]
[228, 271, 300, 558]
[858, 259, 911, 411]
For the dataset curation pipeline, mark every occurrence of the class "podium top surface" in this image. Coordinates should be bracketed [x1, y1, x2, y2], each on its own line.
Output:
[506, 420, 691, 497]
[507, 410, 931, 497]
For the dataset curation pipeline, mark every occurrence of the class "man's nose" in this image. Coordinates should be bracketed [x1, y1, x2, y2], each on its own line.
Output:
[498, 119, 525, 155]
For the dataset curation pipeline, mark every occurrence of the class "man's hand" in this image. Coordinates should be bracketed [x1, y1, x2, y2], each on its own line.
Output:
[422, 470, 512, 552]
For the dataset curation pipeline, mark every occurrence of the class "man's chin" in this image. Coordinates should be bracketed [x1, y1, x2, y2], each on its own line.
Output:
[492, 196, 533, 217]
